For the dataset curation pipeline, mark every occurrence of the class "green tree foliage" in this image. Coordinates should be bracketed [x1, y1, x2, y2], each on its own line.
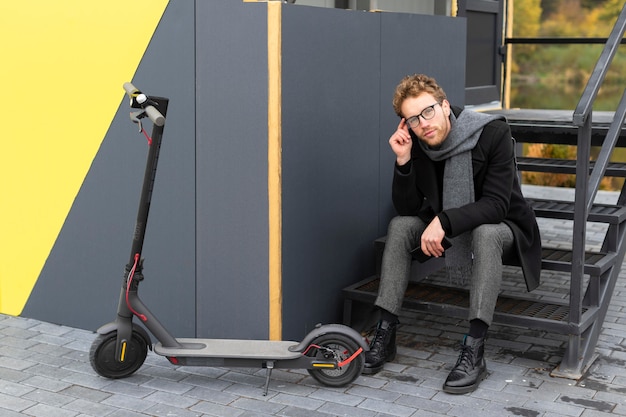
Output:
[580, 0, 610, 11]
[512, 0, 625, 94]
[511, 0, 542, 72]
[598, 0, 625, 23]
[513, 0, 542, 37]
[540, 0, 613, 37]
[513, 0, 625, 189]
[540, 0, 610, 18]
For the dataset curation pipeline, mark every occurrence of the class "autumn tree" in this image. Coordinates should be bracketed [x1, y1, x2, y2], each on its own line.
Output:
[511, 0, 542, 73]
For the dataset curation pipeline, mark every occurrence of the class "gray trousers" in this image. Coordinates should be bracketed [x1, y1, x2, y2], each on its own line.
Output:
[374, 216, 515, 326]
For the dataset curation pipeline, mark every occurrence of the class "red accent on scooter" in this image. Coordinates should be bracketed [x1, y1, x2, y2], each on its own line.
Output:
[338, 347, 363, 368]
[141, 127, 152, 145]
[126, 253, 147, 321]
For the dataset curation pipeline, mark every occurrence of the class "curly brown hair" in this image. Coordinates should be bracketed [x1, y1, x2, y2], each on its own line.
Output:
[392, 74, 447, 117]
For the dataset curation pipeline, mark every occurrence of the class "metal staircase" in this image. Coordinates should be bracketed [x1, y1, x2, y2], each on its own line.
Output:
[500, 4, 626, 378]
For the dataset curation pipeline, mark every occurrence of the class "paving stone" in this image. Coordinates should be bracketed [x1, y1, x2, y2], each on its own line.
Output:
[101, 393, 156, 413]
[60, 371, 114, 390]
[230, 397, 286, 414]
[274, 405, 333, 416]
[0, 391, 37, 412]
[358, 397, 416, 416]
[307, 386, 365, 406]
[237, 412, 275, 417]
[269, 392, 325, 410]
[184, 385, 240, 405]
[267, 379, 318, 396]
[381, 380, 438, 399]
[353, 375, 389, 389]
[21, 375, 74, 393]
[523, 398, 586, 416]
[223, 381, 279, 399]
[179, 373, 234, 391]
[189, 400, 245, 417]
[25, 363, 74, 380]
[143, 403, 204, 417]
[142, 390, 200, 409]
[394, 394, 453, 414]
[27, 352, 75, 368]
[21, 403, 79, 417]
[0, 344, 37, 360]
[22, 389, 75, 408]
[141, 377, 194, 395]
[101, 379, 158, 398]
[64, 398, 119, 416]
[220, 370, 268, 388]
[0, 408, 25, 417]
[0, 355, 37, 371]
[59, 385, 112, 402]
[318, 401, 377, 416]
[107, 410, 153, 417]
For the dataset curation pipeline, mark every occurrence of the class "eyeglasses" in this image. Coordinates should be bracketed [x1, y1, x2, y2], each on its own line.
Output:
[405, 102, 441, 128]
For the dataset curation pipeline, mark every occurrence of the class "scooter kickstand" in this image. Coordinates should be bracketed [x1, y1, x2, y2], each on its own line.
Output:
[263, 361, 274, 396]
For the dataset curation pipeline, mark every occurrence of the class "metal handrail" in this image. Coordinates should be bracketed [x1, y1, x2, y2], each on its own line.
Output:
[505, 37, 626, 45]
[588, 93, 626, 203]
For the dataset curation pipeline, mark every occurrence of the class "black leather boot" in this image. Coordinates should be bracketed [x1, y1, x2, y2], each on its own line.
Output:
[442, 335, 487, 394]
[362, 319, 398, 375]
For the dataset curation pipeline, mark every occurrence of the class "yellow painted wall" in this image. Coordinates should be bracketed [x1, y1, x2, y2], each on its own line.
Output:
[0, 0, 169, 315]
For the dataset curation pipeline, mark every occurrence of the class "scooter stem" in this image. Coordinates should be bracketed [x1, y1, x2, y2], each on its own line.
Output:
[127, 96, 168, 262]
[114, 93, 183, 360]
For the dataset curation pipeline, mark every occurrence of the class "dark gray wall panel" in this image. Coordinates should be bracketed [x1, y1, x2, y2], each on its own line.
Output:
[280, 8, 467, 339]
[195, 1, 270, 339]
[281, 6, 381, 339]
[22, 0, 197, 336]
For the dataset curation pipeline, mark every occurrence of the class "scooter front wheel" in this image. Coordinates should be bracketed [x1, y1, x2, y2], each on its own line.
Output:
[89, 330, 148, 379]
[306, 332, 364, 387]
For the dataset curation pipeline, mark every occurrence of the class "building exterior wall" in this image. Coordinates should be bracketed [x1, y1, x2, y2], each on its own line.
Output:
[3, 0, 466, 341]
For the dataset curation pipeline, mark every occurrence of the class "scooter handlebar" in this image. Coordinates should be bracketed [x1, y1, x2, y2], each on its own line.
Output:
[122, 82, 165, 127]
[144, 106, 165, 127]
[123, 81, 139, 96]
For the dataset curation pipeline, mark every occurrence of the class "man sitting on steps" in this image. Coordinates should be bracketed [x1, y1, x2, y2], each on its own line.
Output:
[364, 74, 542, 394]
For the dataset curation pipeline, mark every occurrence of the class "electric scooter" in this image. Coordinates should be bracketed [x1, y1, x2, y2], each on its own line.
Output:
[89, 83, 368, 395]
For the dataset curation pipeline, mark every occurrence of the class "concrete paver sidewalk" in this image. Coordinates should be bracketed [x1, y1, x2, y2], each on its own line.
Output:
[1, 185, 626, 416]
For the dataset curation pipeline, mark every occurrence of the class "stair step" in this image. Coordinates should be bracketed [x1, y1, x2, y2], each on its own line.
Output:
[374, 236, 615, 279]
[487, 109, 626, 146]
[517, 157, 626, 177]
[343, 277, 596, 334]
[528, 197, 626, 224]
[541, 247, 615, 275]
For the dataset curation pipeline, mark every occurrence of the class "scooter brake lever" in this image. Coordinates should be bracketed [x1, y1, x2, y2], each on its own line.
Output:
[130, 110, 146, 132]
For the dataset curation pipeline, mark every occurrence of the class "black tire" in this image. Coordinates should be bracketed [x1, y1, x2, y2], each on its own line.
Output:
[306, 332, 364, 387]
[89, 330, 148, 379]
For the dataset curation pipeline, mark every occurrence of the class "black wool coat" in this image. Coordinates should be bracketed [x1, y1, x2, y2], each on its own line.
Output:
[392, 106, 542, 291]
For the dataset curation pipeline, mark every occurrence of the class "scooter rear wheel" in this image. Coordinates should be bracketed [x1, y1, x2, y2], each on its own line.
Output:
[90, 330, 148, 379]
[306, 332, 364, 387]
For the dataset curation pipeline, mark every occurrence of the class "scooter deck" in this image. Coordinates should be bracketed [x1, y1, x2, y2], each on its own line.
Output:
[153, 338, 303, 360]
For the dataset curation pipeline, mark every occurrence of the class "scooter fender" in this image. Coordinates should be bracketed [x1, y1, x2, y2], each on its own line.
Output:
[288, 323, 369, 353]
[96, 321, 153, 350]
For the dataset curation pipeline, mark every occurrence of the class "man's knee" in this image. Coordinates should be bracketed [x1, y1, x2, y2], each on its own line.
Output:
[387, 216, 423, 237]
[472, 224, 512, 254]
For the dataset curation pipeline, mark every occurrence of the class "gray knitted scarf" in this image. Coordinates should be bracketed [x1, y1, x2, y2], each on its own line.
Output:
[419, 110, 504, 284]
